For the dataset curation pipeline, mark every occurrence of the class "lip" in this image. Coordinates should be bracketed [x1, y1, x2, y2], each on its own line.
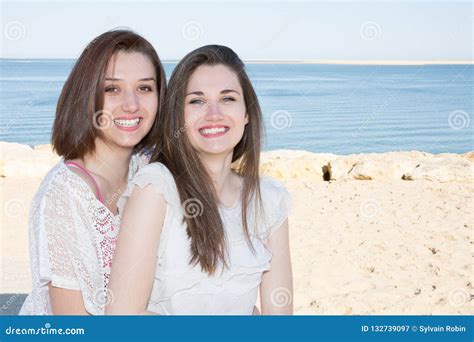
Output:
[198, 124, 230, 138]
[114, 115, 143, 120]
[113, 116, 143, 132]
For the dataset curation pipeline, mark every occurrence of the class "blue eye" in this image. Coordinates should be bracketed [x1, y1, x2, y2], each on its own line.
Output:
[223, 97, 236, 102]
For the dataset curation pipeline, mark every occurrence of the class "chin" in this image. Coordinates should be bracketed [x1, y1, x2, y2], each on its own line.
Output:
[198, 145, 234, 156]
[114, 136, 145, 149]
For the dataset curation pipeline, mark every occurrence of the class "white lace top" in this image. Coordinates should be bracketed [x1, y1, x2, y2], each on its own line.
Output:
[117, 162, 290, 315]
[19, 153, 149, 315]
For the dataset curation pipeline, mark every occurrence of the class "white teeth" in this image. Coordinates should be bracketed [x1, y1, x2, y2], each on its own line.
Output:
[114, 118, 141, 127]
[199, 127, 227, 135]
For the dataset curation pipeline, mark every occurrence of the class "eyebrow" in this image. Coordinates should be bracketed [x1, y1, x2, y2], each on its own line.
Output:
[185, 89, 240, 96]
[105, 77, 156, 82]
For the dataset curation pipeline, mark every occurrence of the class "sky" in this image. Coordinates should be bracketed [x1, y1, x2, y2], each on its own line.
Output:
[1, 0, 472, 61]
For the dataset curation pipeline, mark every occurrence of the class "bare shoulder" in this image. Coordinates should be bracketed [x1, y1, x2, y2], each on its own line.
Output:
[64, 159, 100, 194]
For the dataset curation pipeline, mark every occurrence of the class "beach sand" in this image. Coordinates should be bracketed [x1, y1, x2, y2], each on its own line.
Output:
[1, 142, 473, 314]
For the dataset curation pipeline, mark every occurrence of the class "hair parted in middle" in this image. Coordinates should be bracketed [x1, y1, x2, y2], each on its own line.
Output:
[151, 45, 265, 275]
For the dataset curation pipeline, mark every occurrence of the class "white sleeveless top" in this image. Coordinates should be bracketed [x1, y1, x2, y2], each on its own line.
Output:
[117, 162, 290, 315]
[19, 153, 149, 315]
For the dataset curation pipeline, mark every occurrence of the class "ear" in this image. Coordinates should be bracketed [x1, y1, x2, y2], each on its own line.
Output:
[245, 113, 249, 125]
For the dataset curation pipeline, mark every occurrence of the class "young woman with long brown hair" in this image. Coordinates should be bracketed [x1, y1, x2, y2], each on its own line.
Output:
[107, 45, 292, 315]
[20, 29, 166, 315]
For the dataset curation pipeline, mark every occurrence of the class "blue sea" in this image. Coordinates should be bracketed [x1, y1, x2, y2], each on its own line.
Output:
[0, 59, 472, 154]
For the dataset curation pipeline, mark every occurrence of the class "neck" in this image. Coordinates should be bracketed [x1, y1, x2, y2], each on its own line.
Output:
[82, 138, 133, 184]
[200, 151, 235, 198]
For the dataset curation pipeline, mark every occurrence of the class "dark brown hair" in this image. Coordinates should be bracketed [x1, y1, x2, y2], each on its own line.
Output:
[152, 45, 264, 275]
[52, 29, 166, 159]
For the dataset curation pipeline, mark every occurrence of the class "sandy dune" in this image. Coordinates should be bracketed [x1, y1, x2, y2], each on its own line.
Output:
[1, 142, 472, 314]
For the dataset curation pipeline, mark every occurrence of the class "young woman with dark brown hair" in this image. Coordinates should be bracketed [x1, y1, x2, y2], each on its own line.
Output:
[20, 29, 166, 315]
[108, 45, 292, 315]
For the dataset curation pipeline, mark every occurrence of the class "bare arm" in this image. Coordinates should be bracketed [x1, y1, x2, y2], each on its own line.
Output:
[260, 219, 293, 315]
[48, 285, 89, 315]
[106, 184, 166, 315]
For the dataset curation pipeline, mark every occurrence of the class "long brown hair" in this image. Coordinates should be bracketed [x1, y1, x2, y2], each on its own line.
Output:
[52, 29, 166, 159]
[151, 45, 264, 275]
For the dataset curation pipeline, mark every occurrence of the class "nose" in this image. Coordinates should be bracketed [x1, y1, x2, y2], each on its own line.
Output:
[204, 101, 223, 121]
[122, 89, 139, 113]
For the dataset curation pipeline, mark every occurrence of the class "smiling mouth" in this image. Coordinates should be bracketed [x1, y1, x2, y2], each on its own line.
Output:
[198, 126, 230, 137]
[113, 118, 142, 128]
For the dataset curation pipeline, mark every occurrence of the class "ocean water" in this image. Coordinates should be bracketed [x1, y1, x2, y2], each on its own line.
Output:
[0, 59, 472, 154]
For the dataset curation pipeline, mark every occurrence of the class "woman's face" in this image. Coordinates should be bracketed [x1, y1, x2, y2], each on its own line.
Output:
[184, 64, 248, 157]
[97, 51, 158, 149]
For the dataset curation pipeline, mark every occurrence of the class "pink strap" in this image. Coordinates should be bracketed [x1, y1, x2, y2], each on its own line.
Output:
[65, 161, 104, 203]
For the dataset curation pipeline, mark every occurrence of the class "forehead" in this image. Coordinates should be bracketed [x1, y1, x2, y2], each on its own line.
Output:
[105, 51, 155, 78]
[187, 64, 242, 92]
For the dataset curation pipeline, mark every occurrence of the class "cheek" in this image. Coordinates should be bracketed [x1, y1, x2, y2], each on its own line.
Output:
[102, 96, 118, 112]
[232, 104, 247, 125]
[184, 107, 201, 129]
[143, 96, 159, 115]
